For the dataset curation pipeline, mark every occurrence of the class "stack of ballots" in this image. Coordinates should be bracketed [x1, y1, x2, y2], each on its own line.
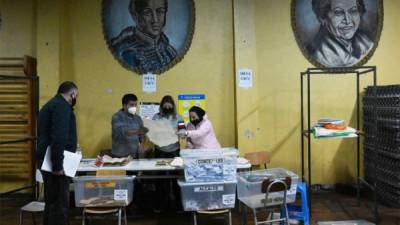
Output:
[177, 148, 239, 211]
[313, 118, 357, 139]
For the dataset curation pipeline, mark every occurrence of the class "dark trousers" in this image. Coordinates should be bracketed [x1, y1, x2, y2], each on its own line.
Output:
[41, 170, 70, 225]
[154, 148, 179, 158]
[154, 148, 182, 210]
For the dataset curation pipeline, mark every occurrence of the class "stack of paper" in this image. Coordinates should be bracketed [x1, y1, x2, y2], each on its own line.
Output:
[237, 157, 249, 165]
[313, 118, 357, 138]
[170, 157, 183, 167]
[313, 126, 357, 138]
[102, 155, 132, 166]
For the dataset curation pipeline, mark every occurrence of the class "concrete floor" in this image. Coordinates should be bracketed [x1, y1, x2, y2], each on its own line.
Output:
[1, 191, 399, 225]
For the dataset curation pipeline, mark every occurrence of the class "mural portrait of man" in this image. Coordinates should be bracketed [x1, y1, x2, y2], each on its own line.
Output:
[103, 0, 195, 74]
[292, 0, 383, 68]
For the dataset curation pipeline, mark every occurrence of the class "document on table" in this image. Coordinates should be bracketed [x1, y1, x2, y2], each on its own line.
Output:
[143, 119, 178, 147]
[41, 146, 82, 177]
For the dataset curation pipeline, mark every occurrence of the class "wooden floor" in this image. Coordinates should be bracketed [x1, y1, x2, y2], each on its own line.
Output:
[1, 191, 399, 225]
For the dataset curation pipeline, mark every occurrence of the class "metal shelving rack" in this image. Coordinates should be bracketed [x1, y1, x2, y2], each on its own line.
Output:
[300, 66, 379, 224]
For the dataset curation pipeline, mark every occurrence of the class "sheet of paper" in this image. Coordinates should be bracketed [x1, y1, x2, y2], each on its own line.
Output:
[41, 146, 82, 177]
[139, 102, 159, 119]
[238, 68, 253, 88]
[142, 73, 156, 93]
[143, 119, 178, 147]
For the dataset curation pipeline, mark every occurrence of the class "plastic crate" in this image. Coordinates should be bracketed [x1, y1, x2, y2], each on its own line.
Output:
[180, 148, 238, 183]
[376, 181, 400, 208]
[177, 180, 237, 211]
[73, 176, 135, 207]
[237, 168, 299, 209]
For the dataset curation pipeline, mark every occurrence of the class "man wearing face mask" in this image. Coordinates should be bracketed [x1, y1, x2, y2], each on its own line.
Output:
[112, 93, 148, 158]
[183, 106, 221, 149]
[36, 81, 78, 225]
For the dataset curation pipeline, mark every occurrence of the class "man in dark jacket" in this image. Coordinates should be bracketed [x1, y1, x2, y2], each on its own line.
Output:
[36, 81, 78, 225]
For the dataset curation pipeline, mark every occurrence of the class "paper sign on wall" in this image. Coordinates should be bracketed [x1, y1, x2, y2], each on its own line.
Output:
[178, 94, 206, 122]
[139, 102, 159, 119]
[238, 68, 253, 88]
[142, 73, 156, 93]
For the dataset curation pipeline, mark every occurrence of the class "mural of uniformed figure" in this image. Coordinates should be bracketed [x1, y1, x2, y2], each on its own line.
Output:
[111, 0, 177, 73]
[307, 0, 374, 67]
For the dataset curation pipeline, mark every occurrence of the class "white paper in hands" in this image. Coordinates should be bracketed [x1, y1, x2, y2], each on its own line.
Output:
[41, 146, 82, 177]
[143, 119, 178, 147]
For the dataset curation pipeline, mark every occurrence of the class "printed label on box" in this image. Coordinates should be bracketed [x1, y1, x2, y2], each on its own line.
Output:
[196, 158, 224, 165]
[194, 185, 224, 192]
[114, 189, 128, 201]
[222, 194, 235, 205]
[223, 165, 235, 174]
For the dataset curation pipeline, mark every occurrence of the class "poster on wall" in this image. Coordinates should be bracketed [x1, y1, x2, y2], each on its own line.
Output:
[178, 94, 206, 123]
[102, 0, 195, 75]
[238, 68, 253, 89]
[139, 102, 159, 119]
[142, 73, 157, 93]
[291, 0, 383, 68]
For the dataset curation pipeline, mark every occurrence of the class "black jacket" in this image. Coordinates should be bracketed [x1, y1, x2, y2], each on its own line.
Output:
[36, 95, 77, 171]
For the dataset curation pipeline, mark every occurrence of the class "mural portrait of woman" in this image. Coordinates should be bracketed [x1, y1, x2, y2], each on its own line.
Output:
[292, 0, 383, 68]
[102, 0, 195, 74]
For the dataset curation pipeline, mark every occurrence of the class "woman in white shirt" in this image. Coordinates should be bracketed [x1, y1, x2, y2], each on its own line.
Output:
[152, 95, 184, 158]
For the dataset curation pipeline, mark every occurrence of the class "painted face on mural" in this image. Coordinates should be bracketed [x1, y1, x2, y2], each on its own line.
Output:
[322, 0, 361, 41]
[132, 0, 167, 38]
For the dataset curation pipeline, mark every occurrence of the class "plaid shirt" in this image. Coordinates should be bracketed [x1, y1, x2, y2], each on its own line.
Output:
[111, 110, 144, 157]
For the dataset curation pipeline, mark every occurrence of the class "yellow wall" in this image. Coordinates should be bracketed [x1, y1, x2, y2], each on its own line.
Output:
[234, 0, 400, 184]
[0, 0, 36, 57]
[43, 0, 236, 156]
[0, 0, 37, 193]
[1, 0, 400, 189]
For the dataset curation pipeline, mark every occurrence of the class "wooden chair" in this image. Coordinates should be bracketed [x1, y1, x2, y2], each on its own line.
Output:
[244, 151, 271, 170]
[82, 170, 128, 225]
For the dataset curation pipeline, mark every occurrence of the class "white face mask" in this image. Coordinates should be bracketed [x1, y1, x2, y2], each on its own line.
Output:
[128, 106, 137, 115]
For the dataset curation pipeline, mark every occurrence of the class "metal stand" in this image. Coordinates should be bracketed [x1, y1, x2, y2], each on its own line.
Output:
[300, 66, 379, 224]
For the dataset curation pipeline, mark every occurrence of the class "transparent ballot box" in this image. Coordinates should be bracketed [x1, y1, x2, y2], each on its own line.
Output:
[178, 180, 237, 211]
[73, 176, 135, 207]
[180, 148, 238, 183]
[237, 168, 298, 208]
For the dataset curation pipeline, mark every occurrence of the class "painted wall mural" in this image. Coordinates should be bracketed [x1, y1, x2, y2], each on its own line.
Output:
[102, 0, 195, 74]
[292, 0, 383, 68]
